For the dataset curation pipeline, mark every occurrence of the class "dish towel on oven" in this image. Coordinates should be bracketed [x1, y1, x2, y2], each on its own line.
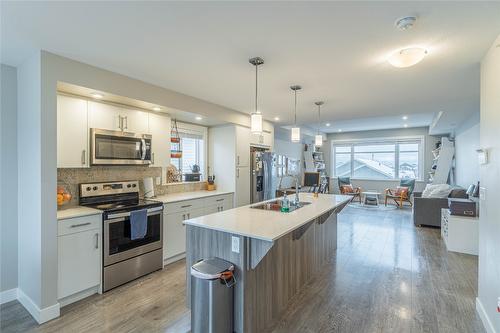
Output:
[130, 209, 148, 240]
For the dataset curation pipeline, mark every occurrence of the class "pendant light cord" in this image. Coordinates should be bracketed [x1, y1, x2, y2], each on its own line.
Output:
[318, 104, 321, 133]
[255, 63, 258, 113]
[294, 89, 297, 125]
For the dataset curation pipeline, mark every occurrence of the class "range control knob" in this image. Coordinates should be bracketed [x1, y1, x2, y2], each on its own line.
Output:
[127, 184, 131, 188]
[93, 186, 98, 191]
[86, 186, 91, 191]
[132, 184, 137, 188]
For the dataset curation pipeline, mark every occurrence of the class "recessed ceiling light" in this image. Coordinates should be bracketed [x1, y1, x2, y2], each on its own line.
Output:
[195, 116, 203, 121]
[274, 116, 280, 121]
[388, 47, 427, 68]
[402, 116, 408, 120]
[325, 123, 331, 127]
[404, 124, 408, 128]
[395, 16, 417, 31]
[338, 129, 342, 132]
[90, 92, 103, 99]
[152, 106, 161, 112]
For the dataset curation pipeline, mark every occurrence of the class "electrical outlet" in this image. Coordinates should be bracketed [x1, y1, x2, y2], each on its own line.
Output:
[155, 177, 161, 186]
[231, 236, 240, 253]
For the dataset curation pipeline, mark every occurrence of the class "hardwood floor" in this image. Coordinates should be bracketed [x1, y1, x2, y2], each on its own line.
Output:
[1, 205, 484, 333]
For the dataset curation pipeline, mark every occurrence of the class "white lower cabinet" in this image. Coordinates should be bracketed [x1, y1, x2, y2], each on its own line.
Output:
[163, 193, 234, 263]
[58, 214, 101, 305]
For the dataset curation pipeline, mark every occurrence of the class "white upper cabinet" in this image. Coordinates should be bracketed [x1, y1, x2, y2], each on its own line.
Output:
[120, 108, 149, 133]
[235, 125, 251, 167]
[57, 95, 89, 168]
[88, 101, 122, 131]
[148, 112, 170, 168]
[88, 102, 149, 133]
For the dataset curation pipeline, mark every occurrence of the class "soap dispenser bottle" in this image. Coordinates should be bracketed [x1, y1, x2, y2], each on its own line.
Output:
[281, 193, 290, 213]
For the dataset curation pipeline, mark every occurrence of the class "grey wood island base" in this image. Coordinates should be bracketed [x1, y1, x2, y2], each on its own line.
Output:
[184, 193, 351, 333]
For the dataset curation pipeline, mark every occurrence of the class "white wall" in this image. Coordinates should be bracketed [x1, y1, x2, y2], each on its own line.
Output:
[1, 64, 18, 295]
[454, 112, 480, 188]
[327, 127, 440, 193]
[477, 35, 500, 333]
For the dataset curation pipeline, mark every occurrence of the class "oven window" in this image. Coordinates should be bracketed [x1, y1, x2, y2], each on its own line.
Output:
[95, 135, 142, 160]
[108, 213, 161, 255]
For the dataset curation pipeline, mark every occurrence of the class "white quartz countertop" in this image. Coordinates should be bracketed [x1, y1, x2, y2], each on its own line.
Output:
[183, 193, 351, 242]
[155, 190, 234, 204]
[57, 206, 102, 220]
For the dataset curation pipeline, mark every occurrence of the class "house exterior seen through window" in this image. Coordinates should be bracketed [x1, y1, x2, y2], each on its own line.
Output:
[333, 138, 423, 180]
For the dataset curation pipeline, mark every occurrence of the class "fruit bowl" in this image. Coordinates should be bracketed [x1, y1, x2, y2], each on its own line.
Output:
[57, 185, 72, 206]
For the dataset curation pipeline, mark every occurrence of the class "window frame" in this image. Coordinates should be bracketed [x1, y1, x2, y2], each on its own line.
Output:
[171, 122, 208, 180]
[331, 136, 425, 181]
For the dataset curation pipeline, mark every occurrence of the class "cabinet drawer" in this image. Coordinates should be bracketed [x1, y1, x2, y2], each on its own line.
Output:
[204, 194, 233, 207]
[164, 198, 204, 213]
[58, 214, 101, 236]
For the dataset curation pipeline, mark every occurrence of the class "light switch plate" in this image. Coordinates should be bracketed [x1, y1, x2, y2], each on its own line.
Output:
[231, 236, 240, 253]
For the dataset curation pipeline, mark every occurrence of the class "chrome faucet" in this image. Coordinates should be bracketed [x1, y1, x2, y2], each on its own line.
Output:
[294, 176, 300, 206]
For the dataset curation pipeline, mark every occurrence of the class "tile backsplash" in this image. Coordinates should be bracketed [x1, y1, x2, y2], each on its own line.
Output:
[58, 166, 207, 206]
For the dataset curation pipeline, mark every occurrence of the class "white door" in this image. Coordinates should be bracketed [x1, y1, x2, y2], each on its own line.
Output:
[120, 108, 149, 133]
[163, 211, 187, 260]
[236, 166, 250, 207]
[58, 229, 100, 299]
[148, 113, 171, 171]
[57, 95, 89, 168]
[88, 101, 122, 131]
[235, 126, 250, 167]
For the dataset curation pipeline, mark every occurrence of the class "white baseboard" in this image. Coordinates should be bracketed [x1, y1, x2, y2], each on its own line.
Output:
[163, 252, 186, 266]
[17, 289, 60, 324]
[476, 297, 497, 333]
[0, 288, 18, 304]
[59, 285, 99, 308]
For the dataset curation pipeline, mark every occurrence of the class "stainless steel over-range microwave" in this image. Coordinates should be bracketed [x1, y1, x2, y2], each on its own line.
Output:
[90, 128, 152, 165]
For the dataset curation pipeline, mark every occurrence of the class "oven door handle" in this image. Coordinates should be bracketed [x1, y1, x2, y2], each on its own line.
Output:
[141, 138, 147, 160]
[106, 206, 163, 220]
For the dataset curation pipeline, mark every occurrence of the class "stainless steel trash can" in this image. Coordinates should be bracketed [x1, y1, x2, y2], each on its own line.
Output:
[191, 257, 235, 333]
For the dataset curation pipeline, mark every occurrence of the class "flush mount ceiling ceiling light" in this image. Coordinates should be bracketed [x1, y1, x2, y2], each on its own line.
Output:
[152, 106, 161, 112]
[314, 101, 324, 147]
[388, 47, 428, 68]
[249, 57, 264, 134]
[395, 16, 417, 31]
[290, 85, 302, 143]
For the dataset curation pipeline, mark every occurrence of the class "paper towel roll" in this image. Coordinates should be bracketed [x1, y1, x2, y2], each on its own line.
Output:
[143, 177, 155, 198]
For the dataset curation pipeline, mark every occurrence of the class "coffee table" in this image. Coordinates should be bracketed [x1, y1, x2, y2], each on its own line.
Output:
[362, 191, 381, 206]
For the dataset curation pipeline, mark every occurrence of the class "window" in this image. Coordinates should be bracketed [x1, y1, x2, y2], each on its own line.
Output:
[333, 138, 423, 180]
[171, 123, 207, 180]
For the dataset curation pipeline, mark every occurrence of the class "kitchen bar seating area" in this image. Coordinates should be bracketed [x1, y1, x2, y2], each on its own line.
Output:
[1, 2, 499, 333]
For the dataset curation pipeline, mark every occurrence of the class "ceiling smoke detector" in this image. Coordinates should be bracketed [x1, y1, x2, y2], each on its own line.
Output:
[395, 16, 417, 31]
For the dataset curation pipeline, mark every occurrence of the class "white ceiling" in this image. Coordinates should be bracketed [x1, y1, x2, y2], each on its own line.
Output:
[2, 1, 499, 133]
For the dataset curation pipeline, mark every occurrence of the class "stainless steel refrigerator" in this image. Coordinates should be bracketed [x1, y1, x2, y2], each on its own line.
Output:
[251, 151, 278, 204]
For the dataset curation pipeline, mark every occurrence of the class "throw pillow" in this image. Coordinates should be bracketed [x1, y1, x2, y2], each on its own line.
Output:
[341, 185, 354, 193]
[394, 186, 409, 196]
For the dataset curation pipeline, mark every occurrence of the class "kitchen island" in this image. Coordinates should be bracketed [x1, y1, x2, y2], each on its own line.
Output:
[184, 193, 351, 332]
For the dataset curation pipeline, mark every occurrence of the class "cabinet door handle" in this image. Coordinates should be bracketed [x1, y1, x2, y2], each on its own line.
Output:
[216, 198, 224, 202]
[236, 168, 239, 178]
[182, 214, 185, 220]
[237, 156, 240, 165]
[181, 204, 192, 208]
[187, 213, 190, 219]
[123, 116, 128, 130]
[70, 222, 91, 228]
[219, 206, 223, 211]
[81, 149, 86, 165]
[94, 233, 99, 249]
[118, 115, 123, 130]
[152, 152, 155, 164]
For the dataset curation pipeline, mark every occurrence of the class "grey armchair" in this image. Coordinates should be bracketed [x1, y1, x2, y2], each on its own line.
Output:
[413, 188, 467, 227]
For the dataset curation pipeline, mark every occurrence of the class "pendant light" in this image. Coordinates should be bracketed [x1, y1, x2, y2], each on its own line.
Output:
[290, 85, 302, 142]
[249, 57, 264, 134]
[314, 101, 324, 147]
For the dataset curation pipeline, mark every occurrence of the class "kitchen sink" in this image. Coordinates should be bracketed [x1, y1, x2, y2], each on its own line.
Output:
[250, 199, 311, 212]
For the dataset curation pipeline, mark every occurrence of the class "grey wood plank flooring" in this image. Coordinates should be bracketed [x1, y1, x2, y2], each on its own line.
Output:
[1, 206, 484, 333]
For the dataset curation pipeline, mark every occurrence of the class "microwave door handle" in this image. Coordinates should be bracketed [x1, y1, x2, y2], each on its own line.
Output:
[141, 138, 146, 160]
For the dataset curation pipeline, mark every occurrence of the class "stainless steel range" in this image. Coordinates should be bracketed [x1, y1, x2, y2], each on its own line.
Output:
[79, 180, 163, 292]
